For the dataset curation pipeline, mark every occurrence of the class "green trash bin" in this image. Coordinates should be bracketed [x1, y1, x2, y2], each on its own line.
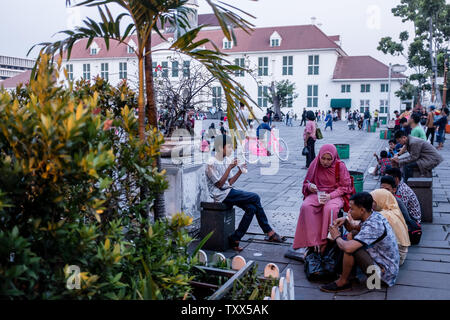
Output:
[370, 124, 377, 132]
[334, 144, 350, 159]
[349, 171, 364, 193]
[380, 130, 392, 140]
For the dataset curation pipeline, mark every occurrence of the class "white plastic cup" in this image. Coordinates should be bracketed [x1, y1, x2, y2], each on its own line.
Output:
[317, 191, 326, 204]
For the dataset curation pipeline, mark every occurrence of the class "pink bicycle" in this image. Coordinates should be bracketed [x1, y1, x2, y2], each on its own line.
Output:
[242, 133, 289, 163]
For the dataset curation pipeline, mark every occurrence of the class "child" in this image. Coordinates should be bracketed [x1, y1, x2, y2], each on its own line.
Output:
[205, 135, 286, 251]
[373, 150, 392, 177]
[200, 130, 210, 153]
[388, 139, 401, 156]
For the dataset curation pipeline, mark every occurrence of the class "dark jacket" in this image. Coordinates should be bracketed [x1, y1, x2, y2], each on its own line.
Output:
[399, 136, 444, 174]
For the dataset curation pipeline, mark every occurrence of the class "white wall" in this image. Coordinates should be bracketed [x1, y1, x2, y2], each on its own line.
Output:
[62, 49, 405, 121]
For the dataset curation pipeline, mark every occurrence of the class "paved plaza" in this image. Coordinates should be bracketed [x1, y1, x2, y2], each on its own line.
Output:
[195, 119, 450, 300]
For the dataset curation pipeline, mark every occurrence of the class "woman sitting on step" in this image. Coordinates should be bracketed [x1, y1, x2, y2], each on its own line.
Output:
[293, 144, 354, 255]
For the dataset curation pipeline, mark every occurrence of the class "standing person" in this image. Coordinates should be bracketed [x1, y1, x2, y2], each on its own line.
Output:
[392, 131, 444, 182]
[288, 110, 294, 127]
[303, 111, 317, 169]
[315, 111, 319, 122]
[293, 145, 354, 255]
[219, 121, 226, 135]
[207, 123, 217, 149]
[363, 109, 371, 131]
[322, 192, 400, 292]
[400, 106, 412, 120]
[285, 110, 290, 126]
[393, 111, 401, 131]
[434, 107, 449, 150]
[399, 117, 411, 136]
[374, 109, 379, 125]
[324, 111, 333, 131]
[239, 102, 249, 127]
[300, 108, 307, 126]
[205, 135, 286, 252]
[370, 189, 410, 265]
[266, 108, 274, 126]
[425, 106, 436, 145]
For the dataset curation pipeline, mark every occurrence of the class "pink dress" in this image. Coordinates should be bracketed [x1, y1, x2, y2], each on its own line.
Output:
[293, 144, 353, 249]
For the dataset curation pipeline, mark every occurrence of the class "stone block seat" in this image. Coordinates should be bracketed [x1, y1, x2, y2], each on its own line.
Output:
[199, 202, 235, 251]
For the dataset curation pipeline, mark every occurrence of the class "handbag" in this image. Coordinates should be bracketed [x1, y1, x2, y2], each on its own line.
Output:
[304, 243, 341, 281]
[316, 127, 323, 140]
[302, 146, 309, 156]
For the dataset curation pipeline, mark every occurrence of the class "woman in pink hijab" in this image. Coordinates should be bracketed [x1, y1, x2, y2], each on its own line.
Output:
[293, 144, 353, 254]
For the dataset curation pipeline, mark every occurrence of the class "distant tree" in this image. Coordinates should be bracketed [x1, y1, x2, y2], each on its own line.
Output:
[378, 0, 450, 105]
[267, 80, 298, 117]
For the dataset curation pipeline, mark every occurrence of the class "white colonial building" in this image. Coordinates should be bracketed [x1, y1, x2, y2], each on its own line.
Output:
[51, 11, 407, 123]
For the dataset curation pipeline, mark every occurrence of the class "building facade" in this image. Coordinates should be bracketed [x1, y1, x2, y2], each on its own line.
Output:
[0, 55, 35, 81]
[57, 14, 407, 123]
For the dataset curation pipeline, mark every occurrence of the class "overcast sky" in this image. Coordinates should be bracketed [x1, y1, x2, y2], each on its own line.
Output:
[0, 0, 423, 68]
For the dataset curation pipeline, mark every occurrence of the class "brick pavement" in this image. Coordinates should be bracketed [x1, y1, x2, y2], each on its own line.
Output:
[194, 120, 450, 300]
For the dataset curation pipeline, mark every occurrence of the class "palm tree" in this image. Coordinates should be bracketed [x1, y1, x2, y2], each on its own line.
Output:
[32, 0, 257, 219]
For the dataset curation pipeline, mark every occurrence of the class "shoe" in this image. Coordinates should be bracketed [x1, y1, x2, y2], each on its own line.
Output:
[228, 236, 243, 252]
[265, 232, 287, 243]
[320, 281, 352, 293]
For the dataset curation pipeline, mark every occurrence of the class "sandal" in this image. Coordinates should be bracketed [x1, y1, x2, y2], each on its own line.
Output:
[228, 237, 244, 252]
[265, 232, 287, 243]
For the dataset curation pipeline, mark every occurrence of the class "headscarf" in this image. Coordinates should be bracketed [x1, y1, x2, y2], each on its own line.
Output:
[370, 189, 410, 247]
[303, 144, 352, 196]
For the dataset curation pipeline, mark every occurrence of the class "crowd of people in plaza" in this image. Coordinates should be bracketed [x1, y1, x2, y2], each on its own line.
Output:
[201, 101, 448, 294]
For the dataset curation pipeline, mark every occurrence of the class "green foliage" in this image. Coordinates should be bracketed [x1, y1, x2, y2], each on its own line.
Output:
[0, 54, 197, 300]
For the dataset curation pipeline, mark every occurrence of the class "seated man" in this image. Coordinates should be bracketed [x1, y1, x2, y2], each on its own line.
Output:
[321, 192, 400, 293]
[391, 131, 443, 182]
[205, 135, 285, 252]
[380, 175, 418, 229]
[385, 168, 422, 223]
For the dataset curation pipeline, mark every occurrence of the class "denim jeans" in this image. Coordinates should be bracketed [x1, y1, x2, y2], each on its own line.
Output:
[223, 189, 272, 242]
[403, 161, 419, 182]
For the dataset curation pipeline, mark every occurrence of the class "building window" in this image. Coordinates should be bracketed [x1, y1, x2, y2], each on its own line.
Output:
[119, 62, 127, 80]
[101, 63, 109, 81]
[223, 39, 233, 49]
[258, 57, 268, 76]
[66, 64, 73, 81]
[83, 64, 90, 80]
[381, 83, 389, 92]
[307, 85, 318, 108]
[361, 84, 371, 93]
[341, 84, 351, 93]
[128, 46, 134, 54]
[258, 86, 269, 107]
[212, 87, 222, 108]
[282, 56, 293, 76]
[172, 61, 179, 77]
[380, 100, 388, 113]
[183, 61, 190, 77]
[360, 100, 370, 113]
[234, 58, 245, 77]
[308, 55, 319, 75]
[271, 39, 280, 47]
[90, 48, 97, 55]
[162, 61, 168, 77]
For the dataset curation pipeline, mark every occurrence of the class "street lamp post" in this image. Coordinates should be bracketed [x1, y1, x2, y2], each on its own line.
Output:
[388, 64, 407, 123]
[443, 51, 449, 108]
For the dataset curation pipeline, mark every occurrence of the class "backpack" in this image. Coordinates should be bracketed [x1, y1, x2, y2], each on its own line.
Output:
[335, 162, 356, 213]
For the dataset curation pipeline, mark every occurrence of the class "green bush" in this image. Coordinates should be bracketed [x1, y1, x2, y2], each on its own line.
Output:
[0, 54, 196, 300]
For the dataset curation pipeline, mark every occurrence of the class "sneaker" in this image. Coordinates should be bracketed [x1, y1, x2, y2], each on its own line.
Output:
[320, 281, 352, 293]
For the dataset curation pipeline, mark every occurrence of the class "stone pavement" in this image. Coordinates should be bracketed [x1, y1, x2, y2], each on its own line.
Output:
[193, 120, 450, 300]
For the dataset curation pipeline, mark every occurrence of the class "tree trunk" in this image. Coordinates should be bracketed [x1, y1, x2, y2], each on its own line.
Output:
[138, 56, 145, 140]
[145, 38, 166, 221]
[270, 81, 280, 119]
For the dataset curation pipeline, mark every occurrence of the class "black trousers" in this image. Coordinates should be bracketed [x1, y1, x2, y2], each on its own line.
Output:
[306, 137, 316, 168]
[300, 118, 307, 126]
[426, 127, 435, 145]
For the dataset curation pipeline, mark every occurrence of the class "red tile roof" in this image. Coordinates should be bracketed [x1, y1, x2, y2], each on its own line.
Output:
[329, 35, 340, 42]
[333, 56, 406, 80]
[200, 24, 340, 53]
[198, 13, 220, 27]
[61, 24, 341, 60]
[0, 70, 32, 89]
